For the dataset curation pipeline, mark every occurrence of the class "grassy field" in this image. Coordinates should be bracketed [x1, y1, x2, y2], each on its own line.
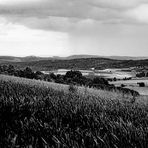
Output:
[111, 78, 148, 86]
[43, 68, 134, 79]
[0, 75, 148, 147]
[111, 78, 148, 95]
[0, 75, 134, 100]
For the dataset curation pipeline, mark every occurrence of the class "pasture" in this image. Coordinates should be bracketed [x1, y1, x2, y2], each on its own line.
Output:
[111, 78, 148, 95]
[42, 68, 134, 79]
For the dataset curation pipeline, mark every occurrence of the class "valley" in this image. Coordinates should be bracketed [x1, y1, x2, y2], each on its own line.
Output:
[1, 56, 148, 147]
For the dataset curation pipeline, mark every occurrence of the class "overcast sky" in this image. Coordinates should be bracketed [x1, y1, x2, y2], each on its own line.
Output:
[0, 0, 148, 57]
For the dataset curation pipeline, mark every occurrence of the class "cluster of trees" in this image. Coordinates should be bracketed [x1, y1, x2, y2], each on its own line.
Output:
[0, 64, 112, 88]
[55, 70, 110, 87]
[136, 71, 148, 77]
[0, 65, 51, 81]
[55, 71, 139, 96]
[0, 65, 16, 75]
[0, 65, 139, 96]
[108, 77, 132, 82]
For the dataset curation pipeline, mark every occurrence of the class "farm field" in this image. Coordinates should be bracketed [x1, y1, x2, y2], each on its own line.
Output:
[0, 74, 148, 147]
[42, 68, 134, 79]
[111, 78, 148, 86]
[110, 78, 148, 95]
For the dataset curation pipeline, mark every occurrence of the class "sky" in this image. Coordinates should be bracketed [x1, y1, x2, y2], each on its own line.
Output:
[0, 0, 148, 57]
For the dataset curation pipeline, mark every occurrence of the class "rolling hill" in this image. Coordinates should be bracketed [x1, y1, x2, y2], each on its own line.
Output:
[1, 58, 148, 71]
[5, 58, 121, 71]
[1, 55, 148, 71]
[0, 55, 148, 63]
[0, 56, 53, 63]
[0, 74, 148, 147]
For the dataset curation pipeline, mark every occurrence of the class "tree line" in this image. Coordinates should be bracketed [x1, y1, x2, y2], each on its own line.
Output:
[0, 64, 139, 96]
[136, 71, 148, 77]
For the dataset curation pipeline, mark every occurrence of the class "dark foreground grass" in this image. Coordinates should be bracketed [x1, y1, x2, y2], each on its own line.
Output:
[0, 77, 148, 148]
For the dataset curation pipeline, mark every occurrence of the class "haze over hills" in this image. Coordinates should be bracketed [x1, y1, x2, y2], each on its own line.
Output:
[65, 55, 148, 60]
[0, 56, 51, 63]
[0, 55, 148, 63]
[1, 57, 147, 71]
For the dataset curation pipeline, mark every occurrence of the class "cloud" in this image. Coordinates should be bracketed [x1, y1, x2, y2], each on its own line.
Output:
[0, 0, 148, 57]
[126, 4, 148, 23]
[0, 0, 148, 32]
[87, 0, 147, 9]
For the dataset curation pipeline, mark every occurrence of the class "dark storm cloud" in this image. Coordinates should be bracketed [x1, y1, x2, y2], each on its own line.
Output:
[0, 0, 148, 31]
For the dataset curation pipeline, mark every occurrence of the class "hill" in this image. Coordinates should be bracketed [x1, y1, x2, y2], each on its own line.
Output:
[105, 56, 148, 60]
[0, 74, 130, 99]
[6, 57, 121, 71]
[0, 56, 53, 63]
[0, 55, 148, 63]
[0, 74, 148, 147]
[1, 55, 148, 71]
[3, 58, 148, 71]
[67, 55, 148, 60]
[0, 56, 22, 63]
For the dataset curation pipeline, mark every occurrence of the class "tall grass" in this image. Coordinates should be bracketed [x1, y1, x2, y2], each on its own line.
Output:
[0, 75, 135, 100]
[0, 75, 148, 147]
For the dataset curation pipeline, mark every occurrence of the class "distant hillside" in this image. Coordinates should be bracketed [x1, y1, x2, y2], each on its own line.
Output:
[0, 55, 100, 63]
[0, 56, 22, 63]
[66, 55, 148, 60]
[0, 55, 148, 63]
[1, 57, 147, 71]
[65, 55, 99, 59]
[49, 55, 148, 60]
[1, 55, 148, 71]
[2, 58, 148, 71]
[3, 58, 120, 71]
[0, 56, 53, 63]
[106, 56, 148, 60]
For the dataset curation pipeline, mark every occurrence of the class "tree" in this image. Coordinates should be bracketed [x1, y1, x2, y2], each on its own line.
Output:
[113, 77, 117, 81]
[7, 65, 15, 75]
[92, 77, 109, 86]
[55, 74, 64, 83]
[43, 74, 51, 82]
[34, 71, 44, 80]
[1, 65, 8, 72]
[64, 70, 84, 85]
[23, 67, 35, 79]
[65, 70, 82, 79]
[136, 72, 145, 77]
[35, 71, 43, 75]
[137, 82, 145, 87]
[50, 73, 57, 80]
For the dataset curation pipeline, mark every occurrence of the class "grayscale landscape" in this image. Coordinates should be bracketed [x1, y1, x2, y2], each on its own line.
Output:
[1, 0, 148, 148]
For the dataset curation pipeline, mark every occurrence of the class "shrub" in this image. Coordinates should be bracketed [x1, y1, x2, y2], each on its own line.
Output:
[137, 82, 145, 87]
[65, 70, 82, 79]
[121, 84, 126, 87]
[92, 77, 109, 85]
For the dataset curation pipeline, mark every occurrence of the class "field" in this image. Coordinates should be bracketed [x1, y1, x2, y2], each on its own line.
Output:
[0, 74, 148, 147]
[43, 68, 134, 79]
[0, 75, 130, 99]
[111, 78, 148, 95]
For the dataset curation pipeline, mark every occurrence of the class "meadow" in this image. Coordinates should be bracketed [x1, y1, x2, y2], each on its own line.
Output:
[0, 75, 148, 147]
[42, 68, 133, 79]
[111, 78, 148, 95]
